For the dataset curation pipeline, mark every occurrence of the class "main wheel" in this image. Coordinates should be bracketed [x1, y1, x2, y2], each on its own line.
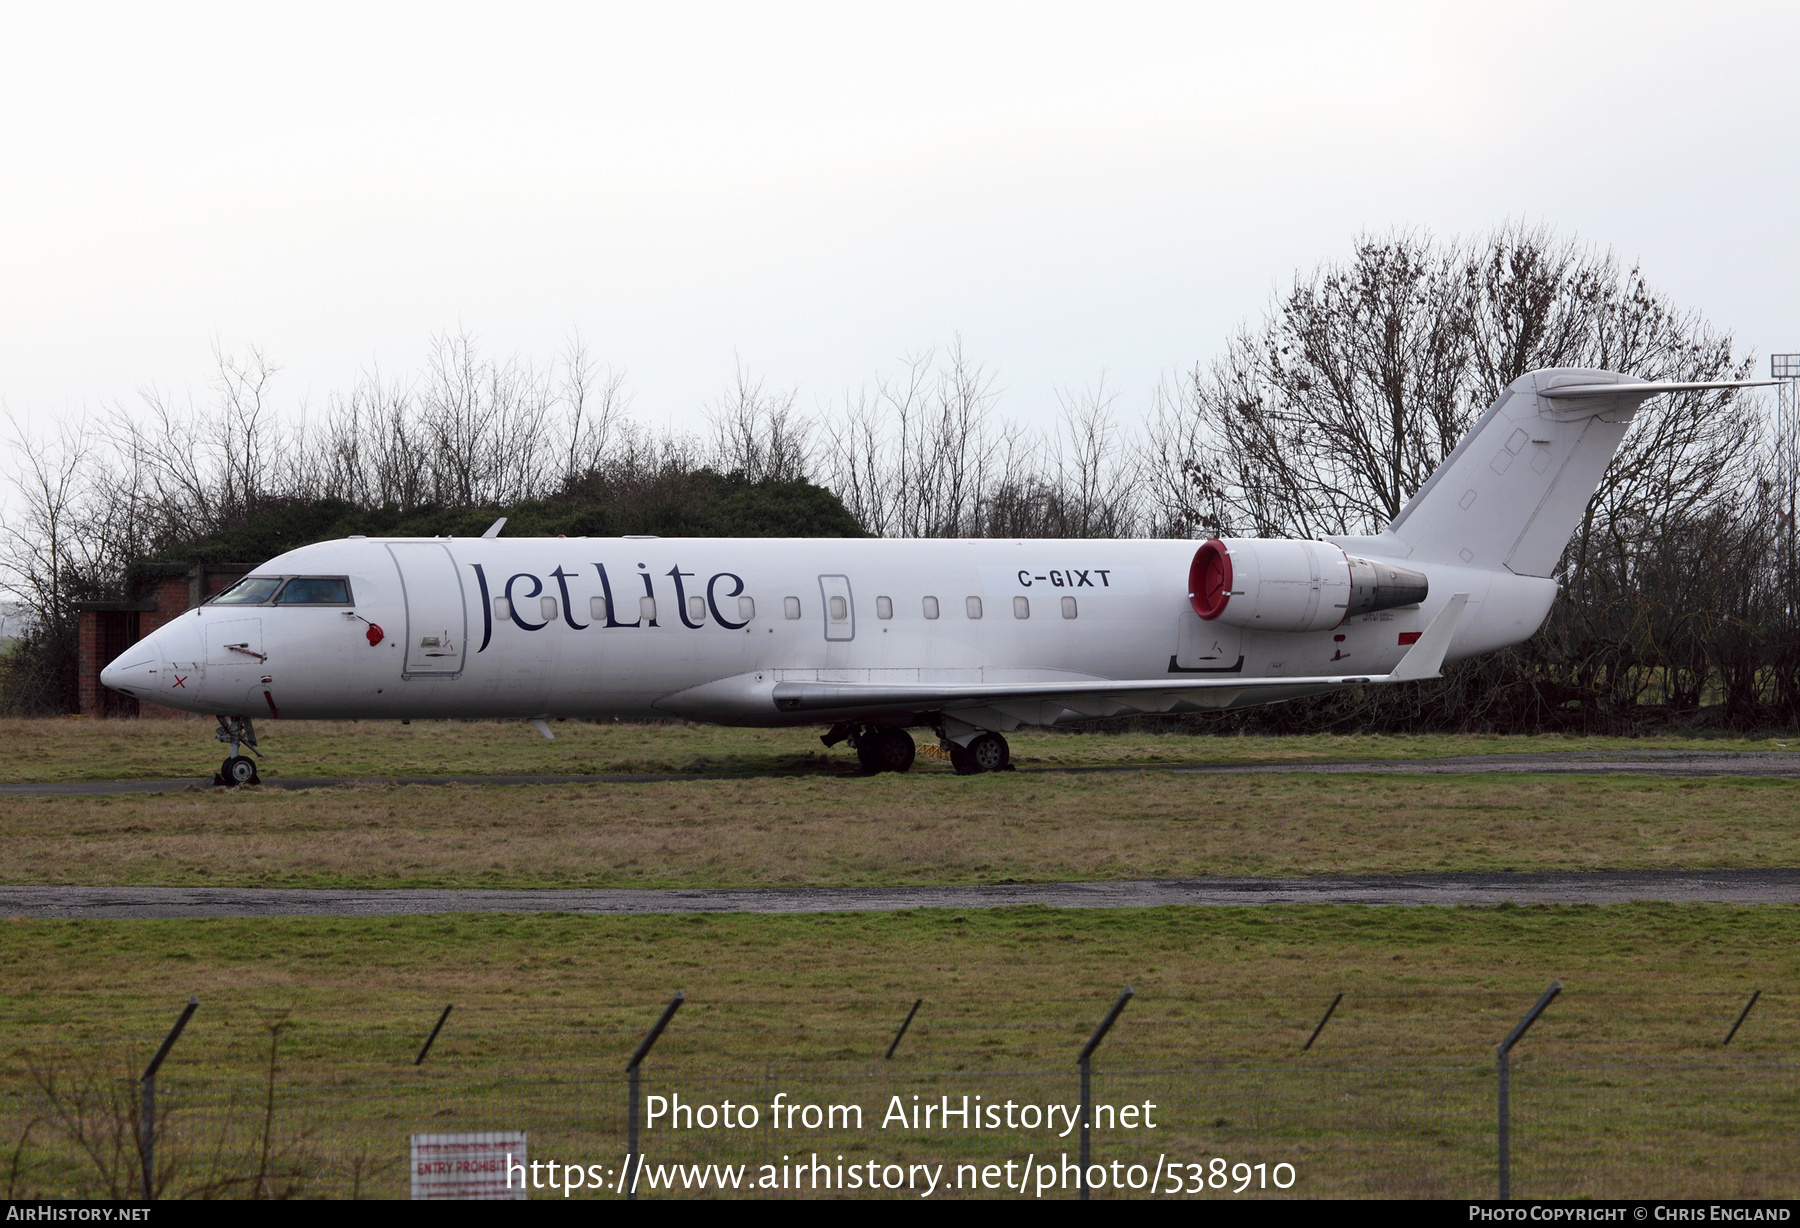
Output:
[949, 742, 980, 775]
[873, 728, 915, 772]
[221, 755, 259, 786]
[967, 733, 1009, 773]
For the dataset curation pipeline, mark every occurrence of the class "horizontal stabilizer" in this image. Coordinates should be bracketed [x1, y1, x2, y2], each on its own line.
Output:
[1539, 378, 1775, 401]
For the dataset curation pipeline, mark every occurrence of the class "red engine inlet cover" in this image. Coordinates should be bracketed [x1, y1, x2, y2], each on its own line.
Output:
[1189, 539, 1232, 620]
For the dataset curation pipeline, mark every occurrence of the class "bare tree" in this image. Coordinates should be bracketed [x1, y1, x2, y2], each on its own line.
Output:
[1049, 375, 1141, 537]
[821, 337, 1023, 538]
[559, 330, 629, 486]
[705, 360, 809, 483]
[1172, 232, 1476, 540]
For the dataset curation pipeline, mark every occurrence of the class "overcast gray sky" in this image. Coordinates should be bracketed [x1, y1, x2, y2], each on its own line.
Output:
[2, 0, 1796, 444]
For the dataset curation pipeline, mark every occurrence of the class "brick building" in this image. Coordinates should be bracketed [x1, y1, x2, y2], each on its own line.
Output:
[75, 562, 251, 718]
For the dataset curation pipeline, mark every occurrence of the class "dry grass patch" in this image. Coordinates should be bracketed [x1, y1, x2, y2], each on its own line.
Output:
[4, 772, 1798, 888]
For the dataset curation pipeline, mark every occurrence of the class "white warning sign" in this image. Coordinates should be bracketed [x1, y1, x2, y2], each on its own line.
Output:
[410, 1130, 528, 1200]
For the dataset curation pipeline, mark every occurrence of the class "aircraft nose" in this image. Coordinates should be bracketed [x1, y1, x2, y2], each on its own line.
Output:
[100, 647, 156, 695]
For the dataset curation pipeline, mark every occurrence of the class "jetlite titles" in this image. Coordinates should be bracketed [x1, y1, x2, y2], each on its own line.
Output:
[469, 562, 750, 651]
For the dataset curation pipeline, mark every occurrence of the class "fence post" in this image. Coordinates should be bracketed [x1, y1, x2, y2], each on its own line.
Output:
[1722, 990, 1760, 1046]
[1303, 992, 1343, 1050]
[1077, 987, 1133, 1202]
[414, 1004, 454, 1065]
[625, 993, 684, 1201]
[885, 999, 923, 1060]
[139, 996, 198, 1201]
[1496, 981, 1560, 1201]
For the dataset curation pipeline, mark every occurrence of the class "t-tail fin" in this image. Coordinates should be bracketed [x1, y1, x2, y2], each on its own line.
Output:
[1374, 368, 1768, 576]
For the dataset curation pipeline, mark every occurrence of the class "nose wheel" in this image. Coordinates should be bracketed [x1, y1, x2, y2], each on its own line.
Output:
[218, 755, 260, 786]
[212, 715, 262, 787]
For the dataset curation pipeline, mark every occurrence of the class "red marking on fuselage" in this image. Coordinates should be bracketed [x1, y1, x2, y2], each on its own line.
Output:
[172, 675, 187, 689]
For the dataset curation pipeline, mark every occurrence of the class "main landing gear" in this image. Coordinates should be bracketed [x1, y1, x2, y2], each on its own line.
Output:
[821, 723, 1013, 775]
[212, 715, 261, 787]
[821, 724, 917, 773]
[949, 732, 1010, 776]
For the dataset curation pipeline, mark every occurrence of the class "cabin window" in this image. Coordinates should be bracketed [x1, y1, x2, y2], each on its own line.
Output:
[541, 596, 558, 621]
[784, 596, 801, 620]
[689, 595, 706, 623]
[639, 596, 657, 622]
[275, 577, 352, 604]
[829, 595, 847, 621]
[922, 596, 939, 620]
[494, 597, 513, 621]
[966, 596, 983, 619]
[738, 596, 755, 621]
[876, 596, 893, 620]
[590, 596, 607, 621]
[1061, 595, 1078, 619]
[211, 577, 283, 605]
[1013, 596, 1029, 619]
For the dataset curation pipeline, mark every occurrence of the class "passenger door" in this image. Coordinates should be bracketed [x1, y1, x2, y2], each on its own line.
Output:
[387, 543, 468, 677]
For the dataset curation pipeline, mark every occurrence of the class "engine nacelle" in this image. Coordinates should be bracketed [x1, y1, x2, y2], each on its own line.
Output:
[1188, 538, 1429, 632]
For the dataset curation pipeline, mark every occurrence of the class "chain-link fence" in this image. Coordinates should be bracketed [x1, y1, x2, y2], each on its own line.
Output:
[4, 1057, 1795, 1199]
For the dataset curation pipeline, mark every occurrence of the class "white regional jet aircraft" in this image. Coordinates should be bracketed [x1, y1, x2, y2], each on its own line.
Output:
[101, 368, 1765, 784]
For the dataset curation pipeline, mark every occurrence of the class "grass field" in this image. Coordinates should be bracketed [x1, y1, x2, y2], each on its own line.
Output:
[2, 717, 1795, 783]
[4, 905, 1791, 1068]
[3, 771, 1798, 887]
[5, 720, 1798, 1197]
[4, 907, 1795, 1198]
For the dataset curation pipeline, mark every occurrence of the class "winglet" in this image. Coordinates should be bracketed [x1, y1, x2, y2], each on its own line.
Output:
[482, 517, 507, 539]
[1386, 594, 1469, 682]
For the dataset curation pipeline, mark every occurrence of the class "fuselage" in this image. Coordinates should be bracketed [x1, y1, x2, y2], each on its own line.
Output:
[101, 535, 1557, 726]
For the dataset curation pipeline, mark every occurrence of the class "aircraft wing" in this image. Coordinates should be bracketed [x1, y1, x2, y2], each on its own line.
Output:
[765, 593, 1469, 717]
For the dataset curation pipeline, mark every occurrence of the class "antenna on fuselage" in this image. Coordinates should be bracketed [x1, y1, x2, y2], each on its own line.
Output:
[482, 517, 506, 538]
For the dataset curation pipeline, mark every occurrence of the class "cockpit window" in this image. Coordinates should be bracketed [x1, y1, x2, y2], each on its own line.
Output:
[276, 577, 352, 605]
[210, 577, 284, 605]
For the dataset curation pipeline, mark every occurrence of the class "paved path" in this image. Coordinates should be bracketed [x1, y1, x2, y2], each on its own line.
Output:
[5, 749, 1800, 797]
[5, 870, 1798, 918]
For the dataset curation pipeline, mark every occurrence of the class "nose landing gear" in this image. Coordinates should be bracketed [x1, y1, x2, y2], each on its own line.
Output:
[212, 715, 261, 787]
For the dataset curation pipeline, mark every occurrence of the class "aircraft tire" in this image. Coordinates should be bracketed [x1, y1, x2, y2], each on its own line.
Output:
[967, 733, 1009, 773]
[221, 755, 260, 787]
[873, 728, 915, 772]
[949, 743, 980, 775]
